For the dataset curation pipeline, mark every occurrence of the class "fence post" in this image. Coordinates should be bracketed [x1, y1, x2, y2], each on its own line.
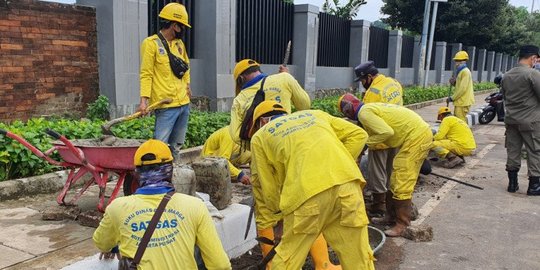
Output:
[494, 53, 502, 76]
[293, 4, 319, 94]
[387, 30, 402, 78]
[466, 46, 476, 71]
[448, 43, 462, 73]
[434, 42, 446, 84]
[349, 20, 371, 67]
[477, 49, 487, 82]
[486, 51, 495, 82]
[413, 36, 421, 85]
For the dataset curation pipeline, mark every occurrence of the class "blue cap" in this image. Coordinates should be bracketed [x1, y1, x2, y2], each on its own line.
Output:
[354, 61, 379, 82]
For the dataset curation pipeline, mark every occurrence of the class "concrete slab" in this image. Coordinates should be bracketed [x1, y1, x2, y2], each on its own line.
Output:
[0, 245, 35, 269]
[214, 203, 257, 259]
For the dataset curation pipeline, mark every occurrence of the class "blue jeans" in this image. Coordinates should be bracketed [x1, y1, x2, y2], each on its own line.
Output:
[154, 105, 190, 156]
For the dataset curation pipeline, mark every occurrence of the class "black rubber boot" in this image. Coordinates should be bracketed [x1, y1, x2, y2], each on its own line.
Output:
[507, 170, 519, 193]
[526, 176, 540, 196]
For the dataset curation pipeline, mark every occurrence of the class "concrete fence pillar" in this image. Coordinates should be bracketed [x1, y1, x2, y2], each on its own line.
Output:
[349, 20, 370, 67]
[466, 46, 476, 71]
[434, 42, 446, 84]
[413, 36, 421, 85]
[448, 43, 462, 73]
[494, 53, 502, 75]
[387, 30, 403, 78]
[486, 51, 495, 82]
[477, 49, 487, 82]
[293, 4, 319, 95]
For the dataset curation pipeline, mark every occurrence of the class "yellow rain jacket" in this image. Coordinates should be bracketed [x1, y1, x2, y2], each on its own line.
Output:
[93, 192, 231, 270]
[229, 72, 311, 145]
[357, 103, 433, 200]
[452, 65, 474, 106]
[363, 74, 403, 105]
[202, 126, 251, 180]
[140, 34, 190, 108]
[250, 110, 368, 228]
[433, 115, 476, 155]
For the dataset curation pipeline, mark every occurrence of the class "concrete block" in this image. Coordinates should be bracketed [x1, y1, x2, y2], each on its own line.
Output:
[403, 224, 433, 242]
[41, 205, 80, 221]
[214, 203, 257, 259]
[172, 164, 196, 196]
[192, 157, 232, 210]
[78, 210, 103, 228]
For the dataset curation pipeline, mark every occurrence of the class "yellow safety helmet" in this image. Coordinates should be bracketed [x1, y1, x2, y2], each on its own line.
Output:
[159, 3, 191, 28]
[134, 139, 174, 166]
[249, 100, 287, 137]
[234, 59, 260, 96]
[453, 51, 469, 61]
[437, 106, 452, 121]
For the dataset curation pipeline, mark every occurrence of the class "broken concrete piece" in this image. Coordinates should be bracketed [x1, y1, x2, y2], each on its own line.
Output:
[78, 210, 103, 228]
[192, 157, 232, 210]
[411, 203, 419, 221]
[172, 164, 196, 196]
[41, 205, 81, 221]
[403, 224, 433, 242]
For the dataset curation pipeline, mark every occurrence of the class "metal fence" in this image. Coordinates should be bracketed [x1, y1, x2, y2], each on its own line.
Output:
[148, 0, 194, 57]
[317, 13, 351, 67]
[400, 35, 414, 68]
[429, 46, 436, 70]
[236, 0, 294, 64]
[445, 45, 453, 70]
[474, 50, 481, 70]
[368, 26, 388, 68]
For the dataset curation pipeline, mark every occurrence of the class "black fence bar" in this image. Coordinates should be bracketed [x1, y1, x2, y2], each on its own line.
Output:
[474, 50, 480, 70]
[445, 45, 453, 70]
[368, 26, 389, 68]
[236, 0, 294, 64]
[400, 35, 414, 68]
[148, 0, 194, 57]
[316, 12, 350, 67]
[429, 44, 436, 70]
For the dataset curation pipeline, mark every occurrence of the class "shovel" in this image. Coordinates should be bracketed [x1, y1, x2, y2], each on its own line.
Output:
[101, 98, 172, 136]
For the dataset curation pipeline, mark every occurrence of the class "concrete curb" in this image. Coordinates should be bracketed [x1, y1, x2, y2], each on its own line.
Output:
[404, 89, 495, 111]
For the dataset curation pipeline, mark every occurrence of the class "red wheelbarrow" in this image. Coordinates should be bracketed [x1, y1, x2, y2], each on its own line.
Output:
[0, 128, 141, 212]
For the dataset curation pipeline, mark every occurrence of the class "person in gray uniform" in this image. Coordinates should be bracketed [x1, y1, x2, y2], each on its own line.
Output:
[500, 45, 540, 195]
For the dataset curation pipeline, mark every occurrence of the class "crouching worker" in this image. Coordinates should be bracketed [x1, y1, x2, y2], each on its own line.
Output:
[93, 139, 231, 270]
[202, 125, 252, 184]
[432, 107, 476, 168]
[249, 101, 375, 269]
[338, 95, 432, 237]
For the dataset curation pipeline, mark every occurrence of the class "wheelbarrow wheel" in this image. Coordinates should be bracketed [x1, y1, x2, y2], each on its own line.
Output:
[123, 172, 139, 196]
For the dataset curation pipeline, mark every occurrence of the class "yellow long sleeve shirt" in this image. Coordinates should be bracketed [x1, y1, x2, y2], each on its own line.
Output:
[140, 34, 190, 108]
[202, 126, 251, 179]
[452, 66, 474, 106]
[363, 74, 403, 105]
[250, 110, 368, 228]
[229, 72, 311, 145]
[93, 192, 231, 270]
[358, 103, 431, 148]
[434, 116, 476, 150]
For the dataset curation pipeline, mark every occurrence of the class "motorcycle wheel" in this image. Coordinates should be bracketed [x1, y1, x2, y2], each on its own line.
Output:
[479, 110, 496, 124]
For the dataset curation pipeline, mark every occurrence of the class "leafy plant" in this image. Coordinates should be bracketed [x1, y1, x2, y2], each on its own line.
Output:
[322, 0, 367, 19]
[86, 95, 110, 121]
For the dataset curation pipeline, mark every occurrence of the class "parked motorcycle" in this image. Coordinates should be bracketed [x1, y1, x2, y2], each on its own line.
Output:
[479, 75, 505, 124]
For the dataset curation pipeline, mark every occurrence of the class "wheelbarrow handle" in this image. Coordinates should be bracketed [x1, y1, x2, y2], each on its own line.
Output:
[45, 128, 61, 140]
[0, 129, 64, 166]
[44, 129, 96, 171]
[0, 128, 6, 136]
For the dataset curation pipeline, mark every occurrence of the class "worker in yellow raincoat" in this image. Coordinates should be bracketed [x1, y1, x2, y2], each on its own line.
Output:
[432, 107, 476, 168]
[249, 100, 374, 270]
[448, 51, 475, 121]
[338, 94, 432, 237]
[229, 59, 311, 145]
[202, 126, 251, 184]
[354, 61, 403, 217]
[93, 139, 231, 270]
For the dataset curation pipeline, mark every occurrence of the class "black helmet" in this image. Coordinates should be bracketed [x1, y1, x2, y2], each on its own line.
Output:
[354, 61, 379, 82]
[494, 74, 503, 86]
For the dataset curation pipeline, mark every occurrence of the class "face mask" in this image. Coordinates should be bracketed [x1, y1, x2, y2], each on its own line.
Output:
[174, 24, 185, 39]
[362, 77, 372, 89]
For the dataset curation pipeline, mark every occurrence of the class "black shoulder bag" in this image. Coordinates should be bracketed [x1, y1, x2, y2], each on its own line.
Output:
[118, 191, 175, 270]
[239, 77, 267, 141]
[157, 32, 189, 79]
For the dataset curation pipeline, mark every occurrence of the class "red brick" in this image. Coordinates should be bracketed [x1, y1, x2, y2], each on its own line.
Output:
[52, 40, 87, 47]
[0, 20, 21, 27]
[0, 44, 23, 50]
[2, 67, 24, 73]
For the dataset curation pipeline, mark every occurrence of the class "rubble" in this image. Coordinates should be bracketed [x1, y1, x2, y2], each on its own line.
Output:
[78, 210, 103, 228]
[403, 224, 433, 242]
[41, 205, 80, 221]
[192, 157, 232, 210]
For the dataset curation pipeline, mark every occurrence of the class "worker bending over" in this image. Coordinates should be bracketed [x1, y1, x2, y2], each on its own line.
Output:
[250, 100, 374, 269]
[338, 95, 432, 237]
[93, 139, 231, 270]
[353, 60, 403, 217]
[432, 107, 476, 168]
[202, 125, 251, 184]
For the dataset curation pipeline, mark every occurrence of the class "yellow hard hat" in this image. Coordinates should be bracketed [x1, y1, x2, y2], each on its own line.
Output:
[159, 3, 191, 28]
[234, 59, 260, 95]
[453, 51, 469, 61]
[437, 106, 452, 121]
[134, 139, 174, 166]
[249, 100, 287, 137]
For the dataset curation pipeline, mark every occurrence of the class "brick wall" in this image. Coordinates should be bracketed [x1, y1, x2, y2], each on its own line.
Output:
[0, 0, 98, 122]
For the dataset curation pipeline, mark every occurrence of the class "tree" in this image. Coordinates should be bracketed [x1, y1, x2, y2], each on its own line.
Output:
[381, 0, 533, 54]
[322, 0, 367, 19]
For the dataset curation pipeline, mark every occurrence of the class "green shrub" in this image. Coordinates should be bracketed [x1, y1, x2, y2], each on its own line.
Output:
[86, 95, 110, 121]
